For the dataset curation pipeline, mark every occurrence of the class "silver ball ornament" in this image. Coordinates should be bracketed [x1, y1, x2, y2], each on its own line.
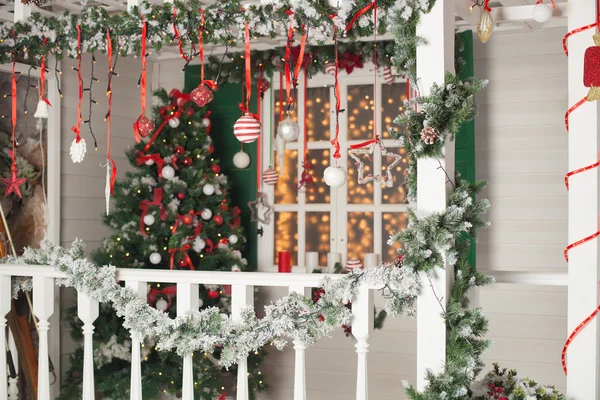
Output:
[277, 116, 300, 142]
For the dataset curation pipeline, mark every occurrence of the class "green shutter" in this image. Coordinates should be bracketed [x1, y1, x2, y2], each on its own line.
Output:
[185, 66, 259, 271]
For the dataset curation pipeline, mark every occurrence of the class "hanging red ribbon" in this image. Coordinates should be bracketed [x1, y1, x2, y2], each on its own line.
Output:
[39, 38, 51, 106]
[303, 69, 308, 163]
[133, 18, 148, 144]
[237, 22, 260, 121]
[140, 188, 167, 236]
[173, 7, 190, 62]
[331, 29, 341, 160]
[135, 151, 165, 176]
[283, 17, 307, 108]
[345, 1, 376, 32]
[106, 29, 117, 196]
[198, 10, 218, 90]
[71, 25, 83, 144]
[483, 0, 492, 12]
[535, 0, 556, 7]
[10, 44, 17, 171]
[169, 244, 194, 270]
[143, 105, 182, 152]
[350, 136, 378, 150]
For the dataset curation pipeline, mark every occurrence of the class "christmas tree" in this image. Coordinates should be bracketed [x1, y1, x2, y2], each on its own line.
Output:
[60, 88, 266, 399]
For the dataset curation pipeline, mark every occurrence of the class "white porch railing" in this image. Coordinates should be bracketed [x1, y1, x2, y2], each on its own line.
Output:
[0, 264, 379, 400]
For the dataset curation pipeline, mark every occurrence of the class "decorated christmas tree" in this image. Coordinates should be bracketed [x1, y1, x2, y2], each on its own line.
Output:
[60, 88, 266, 400]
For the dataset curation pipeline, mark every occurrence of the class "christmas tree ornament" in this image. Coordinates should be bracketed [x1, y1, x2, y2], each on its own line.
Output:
[211, 164, 221, 174]
[208, 290, 220, 299]
[34, 99, 50, 119]
[145, 159, 154, 166]
[213, 214, 224, 226]
[324, 165, 347, 187]
[203, 184, 215, 195]
[346, 258, 362, 271]
[179, 259, 188, 267]
[233, 150, 251, 169]
[162, 165, 175, 180]
[325, 62, 336, 76]
[277, 114, 300, 142]
[149, 252, 162, 264]
[247, 191, 273, 224]
[1, 169, 27, 198]
[228, 234, 238, 244]
[143, 214, 155, 226]
[532, 0, 554, 23]
[134, 115, 155, 141]
[182, 214, 193, 225]
[201, 208, 213, 220]
[177, 192, 186, 200]
[168, 117, 180, 129]
[190, 10, 217, 108]
[263, 168, 278, 186]
[382, 66, 394, 85]
[477, 3, 494, 43]
[584, 35, 600, 101]
[218, 240, 228, 250]
[202, 118, 211, 128]
[187, 108, 195, 117]
[208, 144, 215, 154]
[70, 137, 87, 163]
[231, 265, 241, 272]
[174, 145, 185, 155]
[193, 237, 206, 252]
[155, 298, 168, 311]
[298, 161, 314, 192]
[349, 137, 402, 188]
[190, 84, 214, 108]
[183, 157, 193, 167]
[234, 114, 261, 143]
[258, 78, 270, 95]
[420, 126, 440, 145]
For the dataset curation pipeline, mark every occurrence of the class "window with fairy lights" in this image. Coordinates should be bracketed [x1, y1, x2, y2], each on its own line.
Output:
[257, 64, 409, 270]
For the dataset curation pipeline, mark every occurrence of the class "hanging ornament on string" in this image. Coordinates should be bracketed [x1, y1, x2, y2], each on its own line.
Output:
[532, 0, 555, 24]
[190, 10, 218, 108]
[381, 66, 395, 85]
[325, 62, 336, 76]
[234, 22, 261, 144]
[133, 19, 155, 143]
[477, 1, 493, 43]
[34, 38, 51, 119]
[349, 137, 402, 188]
[70, 25, 87, 164]
[263, 167, 278, 186]
[104, 29, 118, 215]
[247, 191, 273, 224]
[233, 149, 251, 169]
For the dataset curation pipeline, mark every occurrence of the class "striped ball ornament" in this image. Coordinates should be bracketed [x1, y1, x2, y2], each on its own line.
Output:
[234, 114, 261, 143]
[263, 168, 279, 186]
[382, 67, 395, 85]
[325, 62, 336, 76]
[346, 258, 363, 271]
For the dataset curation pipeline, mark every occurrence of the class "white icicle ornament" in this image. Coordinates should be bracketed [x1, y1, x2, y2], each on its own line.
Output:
[70, 138, 87, 163]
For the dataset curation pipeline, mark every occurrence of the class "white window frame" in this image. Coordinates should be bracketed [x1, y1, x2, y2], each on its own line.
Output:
[258, 62, 408, 271]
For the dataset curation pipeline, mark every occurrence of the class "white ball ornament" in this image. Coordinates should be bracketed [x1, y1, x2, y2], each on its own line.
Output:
[324, 166, 347, 187]
[145, 159, 155, 166]
[149, 252, 162, 265]
[162, 165, 175, 180]
[532, 3, 552, 23]
[233, 150, 251, 169]
[202, 118, 211, 128]
[168, 117, 180, 129]
[143, 214, 155, 226]
[277, 115, 300, 142]
[201, 208, 213, 220]
[155, 298, 168, 312]
[228, 234, 239, 244]
[203, 184, 215, 196]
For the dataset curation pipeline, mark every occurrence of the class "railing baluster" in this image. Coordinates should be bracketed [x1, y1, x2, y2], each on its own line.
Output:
[33, 276, 54, 400]
[126, 281, 148, 400]
[289, 286, 308, 400]
[231, 284, 253, 400]
[77, 292, 99, 400]
[352, 285, 373, 400]
[1, 275, 10, 400]
[8, 329, 18, 400]
[177, 283, 199, 400]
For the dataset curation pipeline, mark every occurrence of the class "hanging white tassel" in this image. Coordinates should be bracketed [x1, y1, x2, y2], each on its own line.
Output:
[34, 99, 50, 119]
[70, 138, 87, 163]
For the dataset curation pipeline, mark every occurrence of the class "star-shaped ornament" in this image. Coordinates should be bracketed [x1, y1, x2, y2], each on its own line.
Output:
[348, 137, 402, 188]
[1, 169, 27, 198]
[247, 191, 273, 224]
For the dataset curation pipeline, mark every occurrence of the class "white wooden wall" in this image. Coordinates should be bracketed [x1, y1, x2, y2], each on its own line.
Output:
[474, 28, 567, 393]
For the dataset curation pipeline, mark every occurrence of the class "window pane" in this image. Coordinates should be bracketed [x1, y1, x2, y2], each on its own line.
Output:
[274, 89, 297, 138]
[347, 154, 374, 204]
[274, 149, 298, 204]
[382, 146, 409, 204]
[382, 212, 408, 263]
[274, 212, 298, 266]
[305, 149, 330, 204]
[306, 87, 330, 142]
[347, 85, 375, 141]
[306, 212, 330, 267]
[347, 212, 374, 261]
[381, 82, 409, 139]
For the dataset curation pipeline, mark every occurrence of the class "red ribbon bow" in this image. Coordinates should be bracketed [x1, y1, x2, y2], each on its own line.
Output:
[172, 210, 201, 234]
[147, 285, 178, 310]
[169, 244, 194, 270]
[135, 151, 165, 176]
[140, 188, 167, 236]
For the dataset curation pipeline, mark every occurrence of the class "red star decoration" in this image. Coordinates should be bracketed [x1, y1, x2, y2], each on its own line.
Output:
[1, 170, 27, 198]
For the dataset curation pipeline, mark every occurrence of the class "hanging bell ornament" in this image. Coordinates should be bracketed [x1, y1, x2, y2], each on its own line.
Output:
[34, 99, 50, 119]
[477, 10, 494, 43]
[277, 114, 300, 142]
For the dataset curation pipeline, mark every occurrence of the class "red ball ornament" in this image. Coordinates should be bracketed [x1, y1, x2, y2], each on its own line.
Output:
[208, 144, 215, 154]
[211, 164, 220, 174]
[220, 238, 229, 245]
[190, 84, 214, 108]
[179, 259, 188, 267]
[213, 214, 224, 226]
[186, 108, 195, 118]
[182, 214, 194, 225]
[174, 146, 185, 155]
[134, 115, 155, 138]
[208, 290, 220, 299]
[177, 192, 186, 200]
[183, 157, 193, 167]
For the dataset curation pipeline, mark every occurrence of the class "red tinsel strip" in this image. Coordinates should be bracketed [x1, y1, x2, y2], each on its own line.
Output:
[330, 28, 341, 159]
[563, 0, 600, 56]
[71, 25, 83, 143]
[564, 230, 600, 262]
[565, 160, 600, 189]
[562, 303, 600, 374]
[106, 29, 116, 196]
[564, 97, 587, 132]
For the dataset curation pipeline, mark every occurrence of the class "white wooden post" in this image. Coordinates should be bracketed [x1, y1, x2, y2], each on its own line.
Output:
[289, 286, 309, 400]
[415, 0, 455, 390]
[0, 275, 10, 400]
[126, 281, 147, 400]
[231, 284, 253, 400]
[77, 292, 99, 400]
[8, 330, 18, 400]
[32, 276, 54, 400]
[177, 283, 199, 400]
[352, 285, 373, 400]
[566, 1, 600, 397]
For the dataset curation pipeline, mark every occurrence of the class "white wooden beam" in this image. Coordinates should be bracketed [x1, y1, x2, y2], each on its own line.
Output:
[13, 0, 30, 22]
[454, 0, 480, 25]
[415, 0, 455, 390]
[566, 1, 600, 398]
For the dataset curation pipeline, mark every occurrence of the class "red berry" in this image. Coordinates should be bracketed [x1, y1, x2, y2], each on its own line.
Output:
[179, 259, 188, 267]
[183, 157, 193, 167]
[211, 164, 221, 174]
[208, 144, 214, 154]
[177, 192, 186, 200]
[174, 146, 185, 155]
[213, 214, 224, 226]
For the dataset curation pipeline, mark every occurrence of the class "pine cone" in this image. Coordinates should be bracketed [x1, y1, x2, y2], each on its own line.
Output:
[420, 126, 440, 145]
